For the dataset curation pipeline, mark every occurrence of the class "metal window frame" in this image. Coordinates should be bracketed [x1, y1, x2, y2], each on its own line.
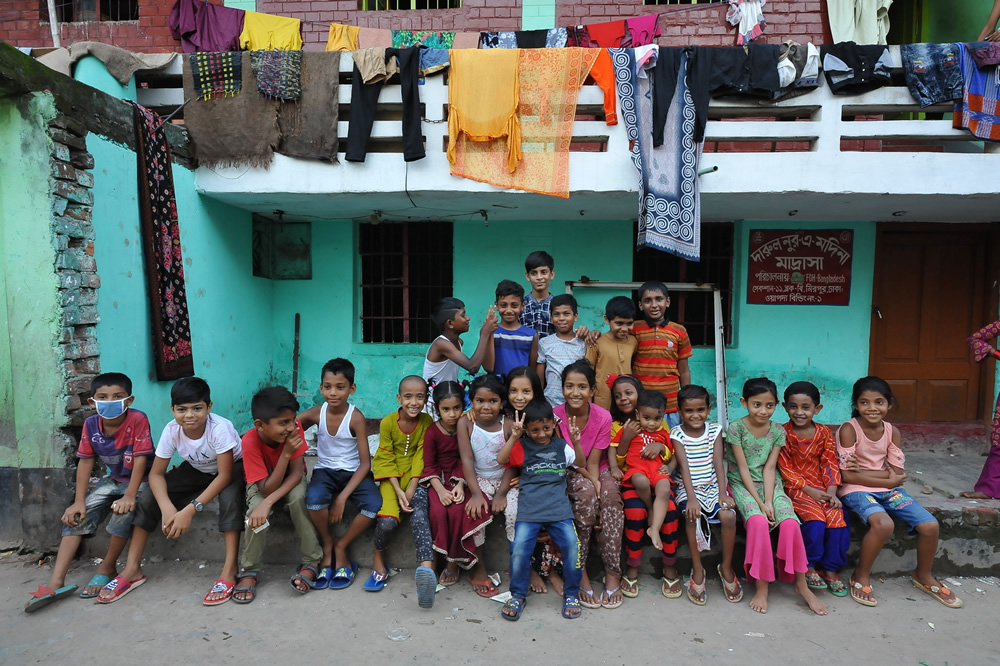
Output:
[359, 0, 462, 10]
[564, 280, 729, 428]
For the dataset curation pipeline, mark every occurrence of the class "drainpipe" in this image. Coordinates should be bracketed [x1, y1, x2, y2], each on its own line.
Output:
[46, 0, 61, 48]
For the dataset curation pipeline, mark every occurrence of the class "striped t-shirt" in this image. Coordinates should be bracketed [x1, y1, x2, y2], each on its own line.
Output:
[671, 422, 723, 520]
[493, 325, 536, 378]
[632, 320, 692, 412]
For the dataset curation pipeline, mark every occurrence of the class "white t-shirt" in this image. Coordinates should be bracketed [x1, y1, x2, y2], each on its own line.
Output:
[155, 413, 242, 474]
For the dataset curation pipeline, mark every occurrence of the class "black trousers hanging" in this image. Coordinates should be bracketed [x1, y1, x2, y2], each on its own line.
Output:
[345, 47, 425, 163]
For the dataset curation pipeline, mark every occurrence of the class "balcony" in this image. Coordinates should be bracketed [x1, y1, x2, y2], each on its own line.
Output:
[138, 46, 1000, 224]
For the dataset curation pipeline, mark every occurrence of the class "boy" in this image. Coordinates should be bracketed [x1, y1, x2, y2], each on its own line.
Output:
[487, 279, 538, 379]
[497, 401, 586, 621]
[233, 386, 321, 603]
[25, 372, 153, 613]
[299, 358, 381, 590]
[370, 376, 433, 592]
[586, 296, 639, 410]
[633, 281, 692, 428]
[536, 294, 587, 407]
[520, 250, 557, 338]
[97, 377, 245, 606]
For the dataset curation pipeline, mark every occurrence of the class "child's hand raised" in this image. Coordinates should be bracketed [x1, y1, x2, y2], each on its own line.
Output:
[510, 411, 525, 440]
[568, 416, 582, 445]
[483, 305, 499, 332]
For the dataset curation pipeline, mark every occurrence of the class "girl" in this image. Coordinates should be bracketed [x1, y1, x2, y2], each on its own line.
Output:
[457, 374, 516, 598]
[778, 381, 849, 597]
[608, 375, 680, 599]
[505, 367, 563, 596]
[555, 360, 624, 610]
[727, 377, 827, 615]
[422, 297, 497, 414]
[837, 376, 962, 609]
[960, 319, 1000, 500]
[671, 385, 739, 606]
[419, 381, 493, 607]
[631, 281, 692, 429]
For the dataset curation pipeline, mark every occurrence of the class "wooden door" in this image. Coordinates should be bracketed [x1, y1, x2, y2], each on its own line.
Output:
[869, 228, 989, 422]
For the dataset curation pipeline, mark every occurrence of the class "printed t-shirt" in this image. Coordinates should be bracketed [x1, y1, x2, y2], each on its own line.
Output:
[241, 422, 308, 486]
[155, 413, 242, 474]
[78, 409, 154, 483]
[505, 436, 575, 523]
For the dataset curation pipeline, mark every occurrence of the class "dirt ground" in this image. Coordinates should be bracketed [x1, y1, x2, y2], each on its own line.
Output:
[1, 555, 996, 665]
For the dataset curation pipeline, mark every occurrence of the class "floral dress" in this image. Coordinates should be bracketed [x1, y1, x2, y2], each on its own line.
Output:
[725, 419, 798, 525]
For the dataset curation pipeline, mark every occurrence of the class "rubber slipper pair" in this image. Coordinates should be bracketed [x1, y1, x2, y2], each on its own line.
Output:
[912, 578, 963, 608]
[328, 562, 359, 590]
[415, 566, 437, 609]
[203, 577, 235, 606]
[289, 564, 318, 594]
[363, 569, 389, 592]
[233, 571, 259, 604]
[24, 584, 78, 613]
[79, 574, 112, 599]
[96, 574, 147, 604]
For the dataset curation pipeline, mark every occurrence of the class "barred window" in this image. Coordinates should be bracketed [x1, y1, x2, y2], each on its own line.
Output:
[359, 0, 462, 10]
[642, 0, 723, 6]
[632, 222, 734, 346]
[359, 221, 453, 344]
[45, 0, 138, 22]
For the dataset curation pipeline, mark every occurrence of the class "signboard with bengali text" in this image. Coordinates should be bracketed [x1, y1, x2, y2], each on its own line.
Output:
[747, 229, 853, 306]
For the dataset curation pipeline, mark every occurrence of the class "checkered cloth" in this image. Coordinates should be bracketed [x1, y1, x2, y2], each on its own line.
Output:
[190, 51, 242, 100]
[250, 49, 302, 102]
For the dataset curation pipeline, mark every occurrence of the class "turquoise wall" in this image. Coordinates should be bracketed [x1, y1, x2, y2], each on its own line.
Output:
[521, 0, 556, 30]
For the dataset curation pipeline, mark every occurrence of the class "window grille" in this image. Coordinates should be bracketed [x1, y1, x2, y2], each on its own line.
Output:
[359, 0, 462, 10]
[45, 0, 138, 22]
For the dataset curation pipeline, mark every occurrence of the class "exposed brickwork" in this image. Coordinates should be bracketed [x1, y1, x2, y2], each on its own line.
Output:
[47, 113, 101, 429]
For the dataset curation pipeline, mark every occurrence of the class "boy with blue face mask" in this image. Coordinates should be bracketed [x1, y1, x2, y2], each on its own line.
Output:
[25, 372, 154, 613]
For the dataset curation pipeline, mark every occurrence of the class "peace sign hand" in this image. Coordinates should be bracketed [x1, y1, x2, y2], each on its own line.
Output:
[568, 415, 582, 445]
[510, 410, 525, 439]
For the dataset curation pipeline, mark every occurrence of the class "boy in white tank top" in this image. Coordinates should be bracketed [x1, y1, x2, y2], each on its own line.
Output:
[298, 359, 381, 590]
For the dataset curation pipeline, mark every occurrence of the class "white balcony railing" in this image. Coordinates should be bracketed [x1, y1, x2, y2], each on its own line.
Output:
[137, 46, 1000, 224]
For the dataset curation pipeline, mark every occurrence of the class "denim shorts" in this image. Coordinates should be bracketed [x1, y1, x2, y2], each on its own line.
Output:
[665, 411, 681, 429]
[840, 488, 936, 532]
[306, 467, 382, 517]
[62, 477, 148, 539]
[901, 43, 962, 108]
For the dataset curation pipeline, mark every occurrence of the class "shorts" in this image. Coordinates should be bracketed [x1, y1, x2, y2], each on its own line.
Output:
[665, 411, 681, 429]
[306, 467, 382, 517]
[840, 488, 935, 532]
[61, 477, 148, 539]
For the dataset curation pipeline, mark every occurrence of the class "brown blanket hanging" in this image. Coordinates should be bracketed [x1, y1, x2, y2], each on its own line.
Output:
[277, 51, 341, 162]
[182, 51, 280, 168]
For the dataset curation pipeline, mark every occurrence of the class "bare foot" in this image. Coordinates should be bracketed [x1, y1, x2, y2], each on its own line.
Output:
[749, 580, 768, 613]
[439, 565, 459, 586]
[647, 526, 663, 550]
[960, 491, 991, 499]
[795, 578, 828, 615]
[530, 569, 548, 594]
[549, 570, 564, 595]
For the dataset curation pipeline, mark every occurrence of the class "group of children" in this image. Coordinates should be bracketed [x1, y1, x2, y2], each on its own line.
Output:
[26, 250, 963, 620]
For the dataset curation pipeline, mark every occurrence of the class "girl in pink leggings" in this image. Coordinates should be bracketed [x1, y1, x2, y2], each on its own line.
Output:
[726, 377, 828, 616]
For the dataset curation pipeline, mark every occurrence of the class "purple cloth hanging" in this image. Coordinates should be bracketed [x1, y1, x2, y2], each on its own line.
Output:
[169, 0, 245, 54]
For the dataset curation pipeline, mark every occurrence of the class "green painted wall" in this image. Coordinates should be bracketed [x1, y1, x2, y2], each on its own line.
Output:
[0, 94, 69, 468]
[225, 0, 257, 11]
[921, 0, 995, 42]
[521, 0, 556, 30]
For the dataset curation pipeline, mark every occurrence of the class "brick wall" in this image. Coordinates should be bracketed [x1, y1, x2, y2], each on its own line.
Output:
[557, 0, 832, 47]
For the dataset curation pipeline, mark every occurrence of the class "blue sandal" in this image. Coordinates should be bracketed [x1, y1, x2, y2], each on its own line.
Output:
[500, 597, 526, 621]
[314, 566, 334, 590]
[363, 569, 389, 592]
[80, 574, 112, 599]
[328, 562, 359, 590]
[415, 566, 436, 609]
[562, 595, 582, 619]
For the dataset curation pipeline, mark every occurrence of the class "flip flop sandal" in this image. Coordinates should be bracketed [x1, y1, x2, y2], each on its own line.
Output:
[686, 576, 707, 606]
[314, 566, 334, 590]
[562, 595, 583, 619]
[578, 588, 602, 609]
[289, 564, 318, 594]
[80, 574, 112, 599]
[805, 572, 828, 590]
[233, 572, 259, 604]
[501, 597, 526, 621]
[328, 562, 359, 590]
[203, 578, 235, 606]
[96, 575, 147, 604]
[621, 575, 639, 598]
[849, 579, 877, 607]
[24, 584, 78, 613]
[718, 564, 743, 603]
[601, 587, 623, 609]
[363, 570, 390, 592]
[469, 578, 499, 598]
[438, 569, 460, 587]
[415, 566, 437, 609]
[911, 579, 963, 609]
[822, 575, 848, 597]
[661, 577, 683, 599]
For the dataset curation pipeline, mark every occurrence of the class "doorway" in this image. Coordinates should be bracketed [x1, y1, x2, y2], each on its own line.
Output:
[869, 225, 995, 422]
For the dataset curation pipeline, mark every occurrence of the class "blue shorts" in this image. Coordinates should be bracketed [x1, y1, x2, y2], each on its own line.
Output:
[665, 411, 681, 429]
[306, 467, 382, 517]
[62, 477, 148, 540]
[840, 488, 936, 532]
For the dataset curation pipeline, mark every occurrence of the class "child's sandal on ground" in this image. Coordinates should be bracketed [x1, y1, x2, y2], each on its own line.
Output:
[911, 578, 963, 608]
[500, 597, 526, 621]
[601, 587, 623, 609]
[578, 587, 602, 608]
[96, 574, 146, 604]
[289, 564, 318, 594]
[686, 575, 707, 606]
[328, 562, 359, 590]
[562, 595, 582, 619]
[621, 575, 639, 598]
[363, 569, 390, 592]
[24, 584, 77, 613]
[415, 566, 437, 609]
[661, 577, 683, 599]
[314, 566, 334, 590]
[233, 571, 259, 604]
[469, 578, 499, 598]
[79, 574, 111, 599]
[821, 574, 848, 597]
[718, 564, 743, 603]
[805, 572, 828, 590]
[203, 577, 235, 606]
[849, 579, 877, 607]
